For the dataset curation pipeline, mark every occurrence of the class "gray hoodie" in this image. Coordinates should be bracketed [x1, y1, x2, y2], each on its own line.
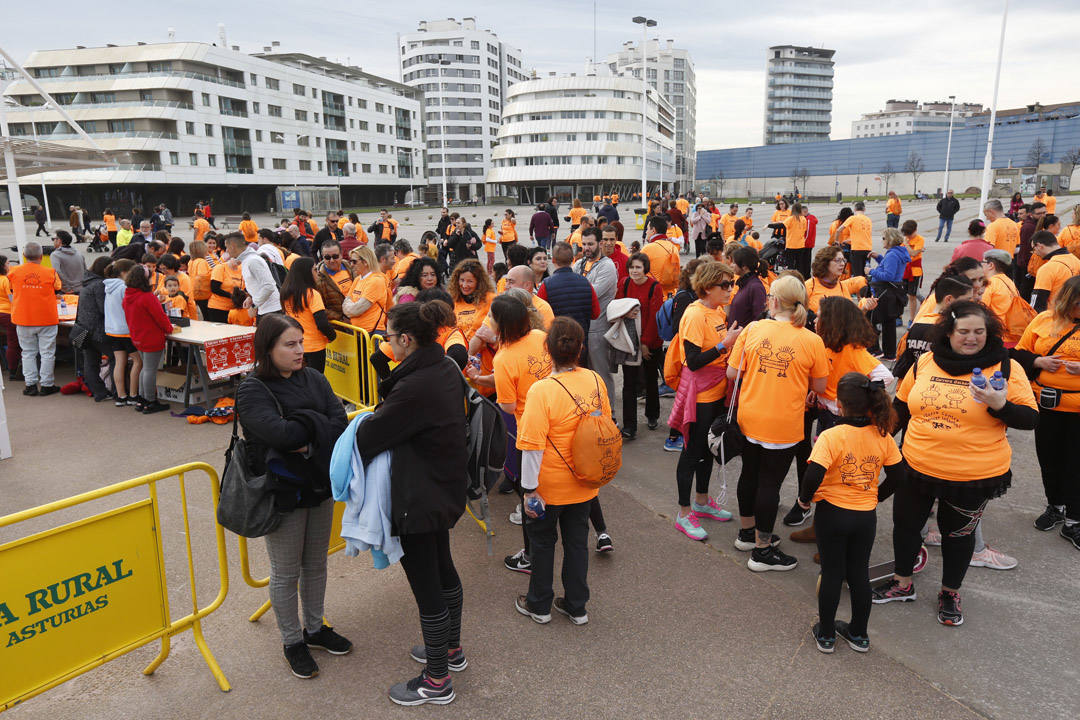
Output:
[50, 246, 86, 294]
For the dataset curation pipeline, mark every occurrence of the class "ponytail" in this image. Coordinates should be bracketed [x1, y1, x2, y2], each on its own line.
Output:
[836, 372, 896, 436]
[769, 274, 809, 328]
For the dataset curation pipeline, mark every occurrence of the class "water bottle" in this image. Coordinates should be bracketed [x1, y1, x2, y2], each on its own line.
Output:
[989, 370, 1006, 392]
[58, 298, 68, 316]
[970, 367, 986, 403]
[525, 495, 545, 520]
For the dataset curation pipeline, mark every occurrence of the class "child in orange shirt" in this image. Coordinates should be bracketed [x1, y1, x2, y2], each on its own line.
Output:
[798, 373, 904, 654]
[162, 276, 192, 319]
[482, 218, 497, 274]
[227, 288, 255, 326]
[499, 208, 518, 261]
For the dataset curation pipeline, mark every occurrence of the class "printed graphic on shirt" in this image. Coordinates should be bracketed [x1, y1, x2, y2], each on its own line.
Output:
[837, 452, 882, 491]
[528, 353, 553, 380]
[919, 375, 970, 427]
[755, 339, 795, 377]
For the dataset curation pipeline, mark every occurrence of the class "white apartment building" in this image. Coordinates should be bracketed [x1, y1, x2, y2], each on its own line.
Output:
[398, 17, 529, 204]
[851, 99, 984, 138]
[486, 74, 675, 205]
[603, 39, 695, 192]
[1, 41, 426, 217]
[765, 45, 835, 145]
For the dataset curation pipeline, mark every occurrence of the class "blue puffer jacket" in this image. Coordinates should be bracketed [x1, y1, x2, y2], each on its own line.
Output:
[541, 266, 594, 334]
[103, 277, 129, 336]
[870, 245, 911, 284]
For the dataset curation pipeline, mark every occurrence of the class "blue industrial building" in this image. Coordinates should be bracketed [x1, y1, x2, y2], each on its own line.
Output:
[697, 113, 1080, 180]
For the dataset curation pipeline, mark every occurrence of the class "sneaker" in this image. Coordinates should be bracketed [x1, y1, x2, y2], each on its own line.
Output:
[515, 595, 551, 624]
[509, 504, 522, 525]
[912, 545, 929, 574]
[675, 513, 708, 541]
[22, 385, 38, 396]
[595, 532, 614, 553]
[283, 642, 319, 679]
[835, 620, 870, 652]
[691, 496, 733, 522]
[811, 622, 835, 654]
[37, 385, 59, 396]
[924, 528, 942, 546]
[497, 477, 516, 495]
[388, 670, 455, 706]
[734, 528, 780, 551]
[410, 645, 468, 672]
[782, 503, 813, 527]
[647, 418, 659, 430]
[1060, 522, 1080, 550]
[969, 545, 1018, 570]
[303, 625, 353, 655]
[937, 590, 963, 626]
[504, 549, 531, 574]
[114, 396, 128, 407]
[621, 428, 636, 441]
[141, 400, 170, 414]
[663, 436, 684, 452]
[1034, 504, 1066, 531]
[553, 597, 588, 625]
[658, 383, 675, 398]
[871, 578, 916, 604]
[747, 545, 798, 572]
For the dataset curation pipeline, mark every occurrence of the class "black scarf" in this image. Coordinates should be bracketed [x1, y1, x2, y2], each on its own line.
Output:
[930, 335, 1008, 377]
[836, 416, 872, 428]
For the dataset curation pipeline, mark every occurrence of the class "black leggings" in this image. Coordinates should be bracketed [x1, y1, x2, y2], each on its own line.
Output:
[399, 530, 463, 680]
[694, 234, 708, 258]
[304, 350, 325, 374]
[1034, 408, 1080, 520]
[589, 497, 607, 534]
[204, 307, 229, 323]
[737, 441, 797, 533]
[871, 304, 901, 360]
[676, 399, 722, 507]
[794, 410, 818, 489]
[892, 479, 986, 589]
[815, 500, 876, 637]
[849, 250, 870, 279]
[195, 299, 210, 320]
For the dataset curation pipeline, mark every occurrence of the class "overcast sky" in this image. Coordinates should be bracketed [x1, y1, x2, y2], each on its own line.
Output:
[2, 1, 1075, 150]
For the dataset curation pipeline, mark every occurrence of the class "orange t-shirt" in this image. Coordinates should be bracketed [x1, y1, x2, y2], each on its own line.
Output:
[981, 273, 1024, 343]
[324, 267, 352, 294]
[842, 214, 873, 251]
[208, 263, 244, 311]
[8, 263, 61, 326]
[284, 253, 301, 270]
[822, 344, 882, 402]
[771, 209, 791, 224]
[886, 197, 902, 216]
[156, 273, 197, 319]
[675, 300, 730, 403]
[1058, 225, 1080, 257]
[904, 233, 925, 277]
[392, 254, 419, 285]
[164, 294, 192, 319]
[228, 308, 255, 326]
[285, 289, 330, 353]
[238, 219, 259, 242]
[494, 329, 552, 424]
[641, 238, 681, 297]
[499, 218, 517, 244]
[896, 354, 1036, 481]
[804, 276, 867, 314]
[719, 213, 739, 241]
[516, 366, 610, 506]
[828, 219, 849, 246]
[346, 272, 388, 332]
[437, 325, 467, 356]
[483, 228, 497, 253]
[985, 217, 1019, 255]
[103, 214, 117, 232]
[454, 292, 493, 342]
[741, 214, 754, 230]
[0, 274, 11, 315]
[1033, 251, 1080, 305]
[188, 257, 212, 300]
[193, 218, 210, 243]
[727, 319, 829, 445]
[568, 207, 588, 226]
[784, 215, 807, 250]
[1015, 311, 1080, 412]
[675, 198, 690, 215]
[809, 423, 902, 511]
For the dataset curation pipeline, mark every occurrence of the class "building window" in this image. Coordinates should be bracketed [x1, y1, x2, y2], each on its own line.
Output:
[202, 93, 211, 106]
[270, 131, 285, 144]
[169, 152, 179, 165]
[362, 163, 371, 173]
[607, 133, 619, 141]
[359, 121, 368, 130]
[317, 161, 323, 171]
[311, 88, 317, 98]
[378, 144, 387, 153]
[471, 40, 480, 49]
[298, 135, 309, 146]
[299, 160, 312, 171]
[586, 132, 598, 141]
[295, 109, 308, 121]
[361, 142, 370, 151]
[249, 73, 257, 84]
[257, 157, 265, 169]
[208, 155, 217, 167]
[352, 163, 357, 172]
[272, 158, 287, 170]
[376, 103, 384, 113]
[254, 129, 263, 142]
[252, 102, 260, 114]
[107, 119, 134, 132]
[189, 153, 198, 165]
[185, 121, 195, 134]
[315, 137, 322, 147]
[379, 165, 388, 174]
[265, 77, 279, 90]
[205, 124, 214, 137]
[293, 83, 305, 96]
[377, 123, 385, 133]
[358, 99, 367, 109]
[268, 104, 282, 117]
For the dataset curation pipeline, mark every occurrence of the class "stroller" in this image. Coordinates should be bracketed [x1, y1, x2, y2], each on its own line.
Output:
[88, 223, 110, 252]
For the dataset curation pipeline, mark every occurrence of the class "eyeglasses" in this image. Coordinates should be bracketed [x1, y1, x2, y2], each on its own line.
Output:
[384, 332, 404, 341]
[714, 280, 734, 290]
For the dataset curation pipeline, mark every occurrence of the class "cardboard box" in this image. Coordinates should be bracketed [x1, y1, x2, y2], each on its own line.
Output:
[156, 371, 229, 406]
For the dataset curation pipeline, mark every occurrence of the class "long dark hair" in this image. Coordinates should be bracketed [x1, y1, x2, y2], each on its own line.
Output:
[254, 314, 304, 379]
[490, 294, 531, 344]
[933, 299, 1002, 347]
[401, 256, 442, 291]
[125, 264, 152, 292]
[280, 256, 318, 313]
[836, 372, 895, 436]
[817, 297, 877, 352]
[0, 254, 7, 275]
[929, 256, 980, 296]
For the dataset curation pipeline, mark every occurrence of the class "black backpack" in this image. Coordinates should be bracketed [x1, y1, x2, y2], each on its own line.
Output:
[264, 256, 288, 288]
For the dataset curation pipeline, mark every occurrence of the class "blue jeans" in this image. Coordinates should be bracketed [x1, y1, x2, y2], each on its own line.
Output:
[935, 217, 954, 241]
[886, 213, 900, 228]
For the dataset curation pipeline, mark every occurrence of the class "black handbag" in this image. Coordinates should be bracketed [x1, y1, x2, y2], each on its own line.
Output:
[216, 379, 284, 538]
[1035, 322, 1080, 410]
[708, 361, 744, 464]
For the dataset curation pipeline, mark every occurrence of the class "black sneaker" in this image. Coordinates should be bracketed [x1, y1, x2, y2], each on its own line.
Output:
[647, 418, 659, 430]
[1034, 505, 1066, 531]
[388, 670, 455, 706]
[37, 385, 59, 396]
[835, 620, 870, 652]
[514, 595, 551, 624]
[22, 385, 38, 396]
[303, 625, 353, 655]
[140, 400, 170, 414]
[410, 645, 467, 671]
[811, 622, 835, 654]
[115, 396, 129, 407]
[734, 528, 780, 551]
[283, 642, 319, 678]
[497, 477, 516, 495]
[871, 578, 917, 604]
[595, 532, 614, 553]
[553, 597, 588, 625]
[937, 590, 963, 626]
[1060, 522, 1080, 550]
[504, 549, 531, 574]
[747, 545, 798, 572]
[621, 428, 636, 441]
[782, 503, 813, 527]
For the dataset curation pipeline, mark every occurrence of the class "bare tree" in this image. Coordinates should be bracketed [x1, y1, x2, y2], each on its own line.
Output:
[1059, 146, 1080, 182]
[1027, 138, 1050, 167]
[880, 162, 896, 195]
[795, 168, 811, 195]
[904, 152, 925, 194]
[790, 167, 801, 194]
[713, 171, 725, 202]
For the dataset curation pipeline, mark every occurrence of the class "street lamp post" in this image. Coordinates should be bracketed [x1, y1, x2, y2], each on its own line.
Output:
[29, 114, 52, 232]
[942, 95, 956, 198]
[439, 60, 452, 208]
[979, 0, 1009, 219]
[632, 16, 656, 210]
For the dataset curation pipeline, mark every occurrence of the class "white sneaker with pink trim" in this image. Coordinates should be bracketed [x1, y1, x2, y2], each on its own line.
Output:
[969, 545, 1018, 570]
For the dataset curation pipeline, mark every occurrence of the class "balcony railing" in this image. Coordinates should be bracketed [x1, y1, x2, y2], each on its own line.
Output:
[325, 149, 349, 162]
[223, 139, 252, 154]
[78, 163, 164, 172]
[32, 69, 245, 88]
[7, 99, 195, 111]
[225, 166, 254, 174]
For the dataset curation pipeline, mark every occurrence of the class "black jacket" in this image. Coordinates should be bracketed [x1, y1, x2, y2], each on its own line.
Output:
[367, 219, 398, 243]
[313, 225, 342, 252]
[75, 270, 107, 343]
[936, 197, 960, 220]
[236, 369, 347, 511]
[436, 216, 452, 240]
[355, 343, 467, 535]
[446, 228, 481, 266]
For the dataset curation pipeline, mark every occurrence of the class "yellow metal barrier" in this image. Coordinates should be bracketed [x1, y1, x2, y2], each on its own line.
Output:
[0, 463, 231, 711]
[324, 321, 380, 408]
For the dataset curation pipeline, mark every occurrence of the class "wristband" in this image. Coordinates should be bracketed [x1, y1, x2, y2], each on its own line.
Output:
[715, 341, 726, 353]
